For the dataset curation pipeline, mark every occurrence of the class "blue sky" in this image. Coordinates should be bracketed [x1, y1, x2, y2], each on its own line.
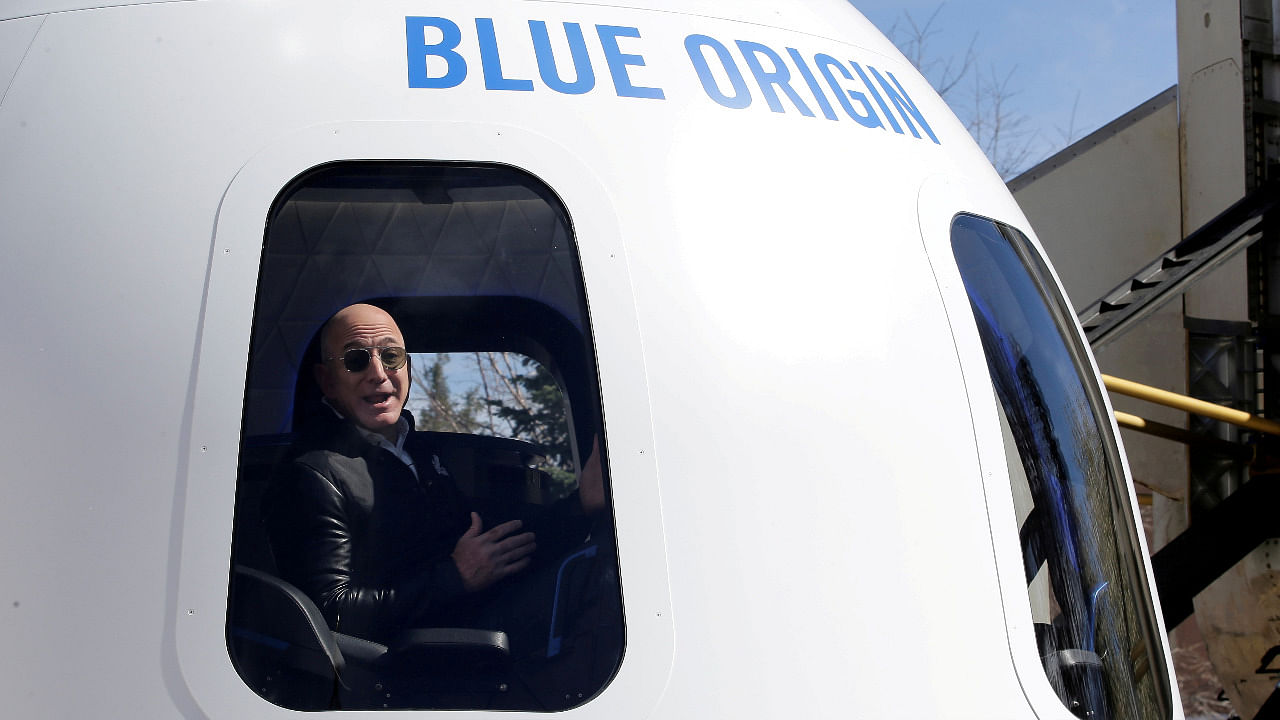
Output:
[851, 1, 1178, 176]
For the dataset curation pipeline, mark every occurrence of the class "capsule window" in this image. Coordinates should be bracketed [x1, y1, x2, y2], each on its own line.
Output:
[225, 163, 623, 711]
[949, 215, 1170, 720]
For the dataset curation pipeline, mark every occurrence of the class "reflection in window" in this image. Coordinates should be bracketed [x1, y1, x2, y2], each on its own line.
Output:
[950, 215, 1169, 720]
[226, 163, 623, 711]
[411, 351, 578, 499]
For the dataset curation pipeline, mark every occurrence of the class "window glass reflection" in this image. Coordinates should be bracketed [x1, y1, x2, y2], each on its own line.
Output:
[226, 164, 623, 711]
[951, 215, 1168, 720]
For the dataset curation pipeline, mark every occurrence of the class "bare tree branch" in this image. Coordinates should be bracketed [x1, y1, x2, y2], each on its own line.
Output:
[889, 3, 977, 100]
[1057, 90, 1082, 146]
[486, 351, 532, 412]
[886, 2, 1070, 180]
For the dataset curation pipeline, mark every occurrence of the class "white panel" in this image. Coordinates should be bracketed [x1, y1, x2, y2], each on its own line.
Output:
[1179, 0, 1250, 328]
[0, 0, 185, 22]
[0, 15, 42, 101]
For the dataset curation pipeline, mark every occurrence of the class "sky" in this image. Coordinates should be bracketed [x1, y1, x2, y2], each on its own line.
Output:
[850, 1, 1178, 176]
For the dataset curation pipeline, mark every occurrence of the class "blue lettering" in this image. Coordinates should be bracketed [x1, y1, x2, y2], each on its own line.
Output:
[850, 62, 902, 134]
[406, 17, 467, 89]
[814, 54, 882, 128]
[735, 40, 813, 117]
[530, 21, 595, 95]
[476, 17, 534, 91]
[868, 67, 941, 144]
[596, 25, 664, 99]
[685, 34, 751, 109]
[786, 48, 837, 121]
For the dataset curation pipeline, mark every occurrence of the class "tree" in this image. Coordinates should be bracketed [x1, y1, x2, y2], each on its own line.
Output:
[414, 353, 486, 434]
[412, 351, 578, 493]
[888, 4, 976, 99]
[485, 356, 576, 489]
[966, 65, 1038, 180]
[886, 3, 1067, 180]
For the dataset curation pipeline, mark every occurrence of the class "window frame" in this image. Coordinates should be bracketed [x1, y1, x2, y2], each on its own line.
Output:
[227, 160, 623, 710]
[173, 121, 672, 718]
[915, 175, 1174, 720]
[950, 213, 1171, 720]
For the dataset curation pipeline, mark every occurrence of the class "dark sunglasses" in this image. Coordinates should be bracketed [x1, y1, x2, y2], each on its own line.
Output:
[326, 346, 408, 373]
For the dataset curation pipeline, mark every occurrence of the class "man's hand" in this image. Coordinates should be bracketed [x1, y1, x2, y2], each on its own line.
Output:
[452, 513, 537, 592]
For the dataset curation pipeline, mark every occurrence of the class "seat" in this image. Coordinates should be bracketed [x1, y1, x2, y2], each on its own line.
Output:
[227, 565, 346, 709]
[227, 565, 512, 710]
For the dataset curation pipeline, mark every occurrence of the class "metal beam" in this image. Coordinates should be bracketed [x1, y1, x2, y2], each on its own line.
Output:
[1151, 475, 1280, 628]
[1079, 181, 1280, 347]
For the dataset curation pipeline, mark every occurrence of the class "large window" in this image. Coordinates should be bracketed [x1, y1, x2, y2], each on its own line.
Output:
[950, 215, 1169, 720]
[225, 163, 623, 711]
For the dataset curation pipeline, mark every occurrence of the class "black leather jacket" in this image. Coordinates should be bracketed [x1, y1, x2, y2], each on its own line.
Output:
[264, 410, 588, 643]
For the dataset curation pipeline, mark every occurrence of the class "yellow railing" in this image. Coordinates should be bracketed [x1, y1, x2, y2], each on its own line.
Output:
[1111, 410, 1254, 461]
[1102, 374, 1280, 437]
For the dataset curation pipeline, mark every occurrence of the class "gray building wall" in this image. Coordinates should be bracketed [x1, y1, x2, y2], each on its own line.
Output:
[1010, 88, 1188, 548]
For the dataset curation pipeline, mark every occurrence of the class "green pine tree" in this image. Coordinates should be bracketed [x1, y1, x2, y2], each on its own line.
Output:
[487, 357, 576, 493]
[415, 353, 484, 433]
[413, 352, 577, 497]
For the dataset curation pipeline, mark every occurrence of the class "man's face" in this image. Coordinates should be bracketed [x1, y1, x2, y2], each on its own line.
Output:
[315, 304, 411, 440]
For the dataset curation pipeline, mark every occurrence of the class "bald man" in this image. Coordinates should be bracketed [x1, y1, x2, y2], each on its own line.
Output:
[265, 303, 600, 645]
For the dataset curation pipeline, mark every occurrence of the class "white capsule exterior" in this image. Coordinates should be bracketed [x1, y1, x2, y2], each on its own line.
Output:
[0, 1, 1180, 718]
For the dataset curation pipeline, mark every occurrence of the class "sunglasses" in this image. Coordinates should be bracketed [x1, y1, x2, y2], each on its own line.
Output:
[326, 346, 409, 373]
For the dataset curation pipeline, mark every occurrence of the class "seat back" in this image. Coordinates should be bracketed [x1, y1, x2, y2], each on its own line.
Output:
[227, 565, 346, 710]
